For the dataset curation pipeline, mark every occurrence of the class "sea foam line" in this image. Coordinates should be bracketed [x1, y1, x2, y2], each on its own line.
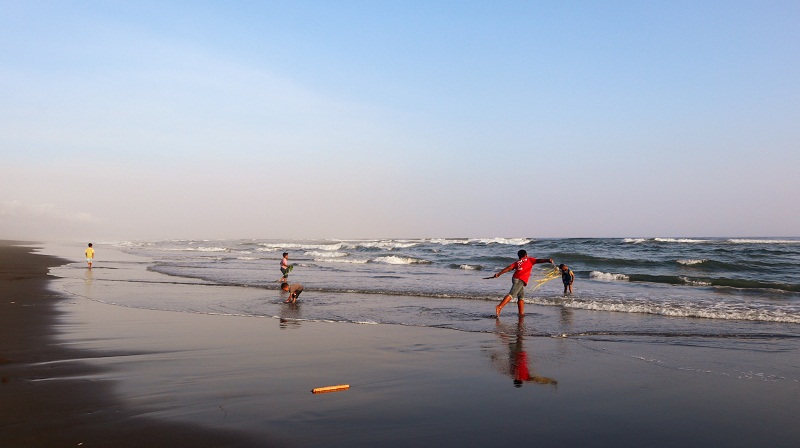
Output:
[590, 271, 630, 281]
[535, 298, 800, 324]
[305, 251, 348, 258]
[677, 259, 707, 265]
[373, 256, 431, 265]
[654, 238, 711, 244]
[728, 239, 800, 244]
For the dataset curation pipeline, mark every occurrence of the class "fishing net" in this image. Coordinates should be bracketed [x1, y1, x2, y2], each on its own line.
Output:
[528, 265, 562, 291]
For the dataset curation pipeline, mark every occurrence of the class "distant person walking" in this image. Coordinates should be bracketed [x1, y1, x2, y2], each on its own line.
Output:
[281, 282, 304, 303]
[560, 264, 574, 295]
[85, 243, 95, 268]
[491, 250, 554, 317]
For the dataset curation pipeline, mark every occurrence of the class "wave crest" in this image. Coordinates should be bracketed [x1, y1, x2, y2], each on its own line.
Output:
[590, 271, 630, 281]
[373, 256, 430, 265]
[470, 238, 532, 245]
[306, 251, 347, 258]
[678, 259, 707, 265]
[728, 239, 800, 244]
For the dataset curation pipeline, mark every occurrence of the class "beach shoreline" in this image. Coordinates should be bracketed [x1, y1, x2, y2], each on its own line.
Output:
[2, 241, 799, 447]
[0, 241, 272, 447]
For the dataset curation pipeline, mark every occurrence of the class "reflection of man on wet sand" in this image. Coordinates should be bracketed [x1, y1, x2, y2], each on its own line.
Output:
[491, 317, 558, 388]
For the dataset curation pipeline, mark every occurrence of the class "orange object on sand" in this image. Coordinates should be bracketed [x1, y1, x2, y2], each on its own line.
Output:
[311, 384, 350, 394]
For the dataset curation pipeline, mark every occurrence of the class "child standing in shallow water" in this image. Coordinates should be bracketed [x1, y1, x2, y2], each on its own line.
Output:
[85, 243, 94, 268]
[560, 264, 574, 295]
[279, 252, 290, 282]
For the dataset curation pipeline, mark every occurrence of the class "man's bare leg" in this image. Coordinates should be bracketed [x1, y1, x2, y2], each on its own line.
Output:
[496, 295, 512, 317]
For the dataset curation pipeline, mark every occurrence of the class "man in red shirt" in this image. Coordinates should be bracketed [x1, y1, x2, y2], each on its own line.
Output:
[492, 250, 554, 317]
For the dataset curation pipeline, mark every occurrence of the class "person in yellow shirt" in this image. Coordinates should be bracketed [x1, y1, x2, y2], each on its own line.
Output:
[85, 243, 95, 268]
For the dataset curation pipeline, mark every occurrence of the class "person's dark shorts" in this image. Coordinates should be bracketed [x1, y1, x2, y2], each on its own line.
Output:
[508, 278, 525, 300]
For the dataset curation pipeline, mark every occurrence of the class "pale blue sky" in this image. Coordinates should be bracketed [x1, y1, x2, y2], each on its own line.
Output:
[2, 1, 798, 240]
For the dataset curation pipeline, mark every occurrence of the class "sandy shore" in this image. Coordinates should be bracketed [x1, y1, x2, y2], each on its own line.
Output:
[2, 241, 799, 447]
[0, 241, 270, 447]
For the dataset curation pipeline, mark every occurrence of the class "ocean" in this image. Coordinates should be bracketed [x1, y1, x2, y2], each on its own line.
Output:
[52, 237, 800, 344]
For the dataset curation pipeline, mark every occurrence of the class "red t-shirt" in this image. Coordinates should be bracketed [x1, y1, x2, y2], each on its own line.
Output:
[510, 257, 539, 285]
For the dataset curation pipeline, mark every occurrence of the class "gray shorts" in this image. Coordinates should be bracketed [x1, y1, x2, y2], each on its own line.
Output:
[508, 278, 526, 300]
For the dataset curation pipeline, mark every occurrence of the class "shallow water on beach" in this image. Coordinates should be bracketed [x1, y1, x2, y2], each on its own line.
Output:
[119, 237, 800, 317]
[42, 240, 800, 447]
[47, 238, 800, 349]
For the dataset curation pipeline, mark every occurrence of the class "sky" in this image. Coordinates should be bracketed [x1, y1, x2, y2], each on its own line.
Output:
[1, 1, 798, 241]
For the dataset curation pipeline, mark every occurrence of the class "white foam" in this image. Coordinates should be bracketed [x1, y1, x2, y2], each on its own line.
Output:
[459, 264, 481, 270]
[470, 238, 532, 245]
[373, 256, 430, 265]
[427, 238, 470, 245]
[680, 277, 712, 286]
[194, 246, 229, 252]
[259, 242, 346, 251]
[318, 258, 369, 264]
[728, 239, 800, 244]
[560, 299, 800, 324]
[623, 238, 647, 244]
[654, 238, 710, 243]
[343, 240, 419, 250]
[590, 271, 630, 281]
[151, 246, 228, 252]
[305, 251, 347, 258]
[678, 259, 707, 265]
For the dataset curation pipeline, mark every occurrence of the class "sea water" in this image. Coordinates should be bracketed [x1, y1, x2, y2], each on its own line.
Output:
[51, 238, 800, 344]
[43, 237, 800, 446]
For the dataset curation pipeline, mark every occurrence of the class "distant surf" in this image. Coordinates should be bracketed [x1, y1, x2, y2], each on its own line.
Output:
[103, 237, 800, 326]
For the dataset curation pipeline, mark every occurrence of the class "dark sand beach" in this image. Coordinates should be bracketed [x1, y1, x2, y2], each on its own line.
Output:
[0, 242, 269, 447]
[2, 241, 799, 447]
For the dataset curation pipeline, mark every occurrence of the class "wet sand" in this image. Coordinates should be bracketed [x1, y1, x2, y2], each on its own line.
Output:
[0, 241, 270, 447]
[2, 241, 799, 447]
